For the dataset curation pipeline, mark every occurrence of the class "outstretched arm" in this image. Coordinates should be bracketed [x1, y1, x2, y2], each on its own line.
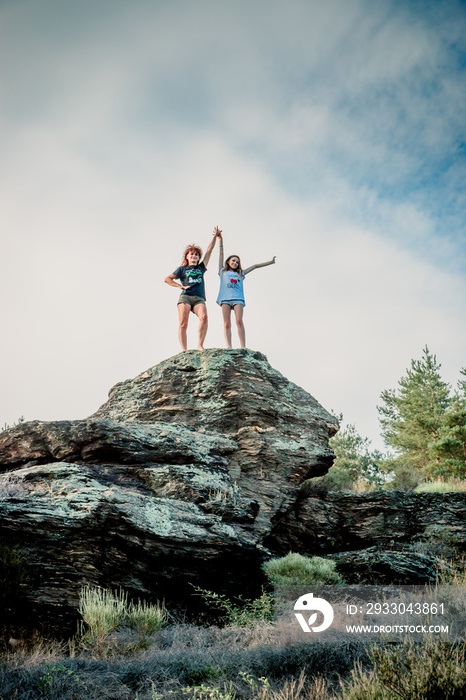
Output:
[243, 256, 276, 276]
[202, 226, 221, 268]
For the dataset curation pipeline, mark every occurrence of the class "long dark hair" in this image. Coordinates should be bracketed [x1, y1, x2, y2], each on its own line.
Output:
[224, 255, 243, 274]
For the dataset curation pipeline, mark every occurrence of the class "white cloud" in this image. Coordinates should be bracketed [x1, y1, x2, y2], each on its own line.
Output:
[1, 0, 465, 450]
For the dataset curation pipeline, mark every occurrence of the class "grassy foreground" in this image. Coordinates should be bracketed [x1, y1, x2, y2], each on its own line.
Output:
[1, 561, 465, 698]
[1, 622, 465, 700]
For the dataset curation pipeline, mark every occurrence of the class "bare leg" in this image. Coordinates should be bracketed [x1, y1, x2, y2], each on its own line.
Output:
[234, 304, 246, 348]
[177, 303, 191, 351]
[221, 304, 233, 348]
[193, 303, 208, 350]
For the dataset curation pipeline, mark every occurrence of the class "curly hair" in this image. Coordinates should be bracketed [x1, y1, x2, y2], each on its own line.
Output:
[182, 245, 203, 266]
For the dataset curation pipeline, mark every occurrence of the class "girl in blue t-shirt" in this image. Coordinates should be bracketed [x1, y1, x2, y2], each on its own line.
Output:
[216, 232, 276, 348]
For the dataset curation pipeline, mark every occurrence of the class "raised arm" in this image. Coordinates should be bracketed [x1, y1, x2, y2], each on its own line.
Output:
[202, 226, 221, 268]
[217, 230, 224, 272]
[243, 256, 276, 276]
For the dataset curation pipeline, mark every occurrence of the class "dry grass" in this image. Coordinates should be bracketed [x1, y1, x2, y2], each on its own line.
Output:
[2, 582, 465, 700]
[2, 625, 465, 699]
[415, 478, 466, 493]
[0, 623, 368, 699]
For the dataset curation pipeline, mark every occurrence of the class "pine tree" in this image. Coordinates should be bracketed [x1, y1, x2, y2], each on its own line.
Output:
[325, 420, 386, 490]
[377, 347, 451, 479]
[428, 368, 466, 478]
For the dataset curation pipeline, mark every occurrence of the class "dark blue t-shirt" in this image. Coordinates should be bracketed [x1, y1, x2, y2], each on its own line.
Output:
[172, 262, 207, 299]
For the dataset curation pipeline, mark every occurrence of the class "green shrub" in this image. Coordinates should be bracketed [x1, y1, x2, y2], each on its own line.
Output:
[192, 587, 274, 626]
[78, 585, 167, 650]
[341, 639, 466, 699]
[37, 662, 88, 694]
[126, 598, 168, 639]
[263, 552, 343, 586]
[78, 586, 128, 647]
[172, 680, 236, 700]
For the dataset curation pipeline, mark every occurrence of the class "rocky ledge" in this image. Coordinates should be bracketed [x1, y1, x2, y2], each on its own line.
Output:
[0, 349, 338, 629]
[267, 488, 466, 584]
[1, 349, 465, 633]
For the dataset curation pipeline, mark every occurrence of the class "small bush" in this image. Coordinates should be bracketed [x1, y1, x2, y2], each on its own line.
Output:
[126, 599, 168, 639]
[37, 662, 88, 694]
[78, 586, 128, 647]
[78, 586, 167, 650]
[341, 638, 466, 699]
[173, 680, 237, 699]
[192, 587, 274, 626]
[263, 552, 343, 586]
[435, 557, 466, 586]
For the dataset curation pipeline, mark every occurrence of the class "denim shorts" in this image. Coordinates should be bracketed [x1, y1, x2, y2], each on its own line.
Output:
[218, 300, 245, 308]
[178, 294, 206, 310]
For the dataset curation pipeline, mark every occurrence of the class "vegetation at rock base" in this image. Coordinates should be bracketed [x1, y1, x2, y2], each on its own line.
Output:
[263, 552, 343, 586]
[341, 638, 466, 699]
[78, 586, 167, 651]
[191, 586, 274, 627]
[1, 621, 465, 699]
[191, 554, 343, 628]
[0, 548, 464, 700]
[125, 599, 169, 642]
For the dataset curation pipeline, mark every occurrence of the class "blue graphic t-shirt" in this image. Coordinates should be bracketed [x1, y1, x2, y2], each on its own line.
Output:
[216, 268, 245, 305]
[172, 262, 207, 299]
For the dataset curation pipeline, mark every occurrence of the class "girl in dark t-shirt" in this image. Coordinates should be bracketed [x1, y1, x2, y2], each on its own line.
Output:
[164, 228, 220, 351]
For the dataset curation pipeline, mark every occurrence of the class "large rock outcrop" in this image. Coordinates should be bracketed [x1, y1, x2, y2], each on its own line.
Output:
[0, 349, 338, 629]
[2, 349, 465, 632]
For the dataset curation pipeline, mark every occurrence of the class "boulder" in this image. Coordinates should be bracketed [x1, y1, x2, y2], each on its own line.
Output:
[0, 349, 338, 630]
[333, 547, 447, 585]
[3, 348, 464, 633]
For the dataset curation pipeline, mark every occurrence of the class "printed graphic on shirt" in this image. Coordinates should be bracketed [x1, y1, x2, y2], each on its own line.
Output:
[185, 268, 203, 287]
[216, 268, 245, 305]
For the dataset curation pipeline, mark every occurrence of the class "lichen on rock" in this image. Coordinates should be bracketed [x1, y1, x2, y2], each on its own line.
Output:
[0, 349, 338, 628]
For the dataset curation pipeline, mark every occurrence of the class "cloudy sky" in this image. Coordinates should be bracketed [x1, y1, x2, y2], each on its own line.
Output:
[1, 0, 465, 449]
